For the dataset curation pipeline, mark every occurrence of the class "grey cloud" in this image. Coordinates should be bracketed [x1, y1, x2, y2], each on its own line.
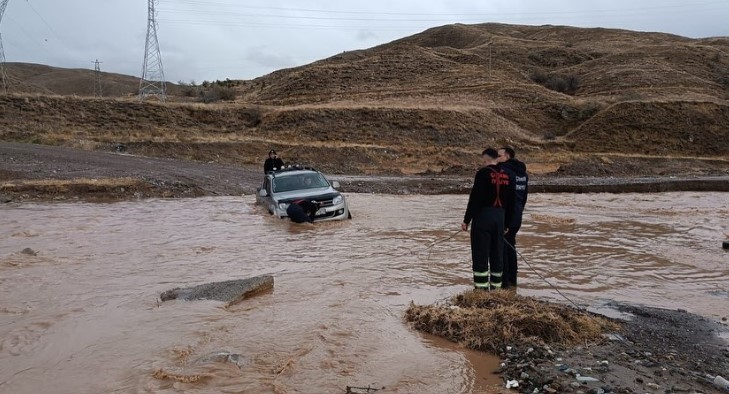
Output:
[356, 30, 379, 41]
[243, 46, 297, 69]
[1, 0, 727, 82]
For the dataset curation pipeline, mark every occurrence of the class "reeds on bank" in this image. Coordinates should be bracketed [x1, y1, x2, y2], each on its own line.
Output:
[405, 290, 619, 353]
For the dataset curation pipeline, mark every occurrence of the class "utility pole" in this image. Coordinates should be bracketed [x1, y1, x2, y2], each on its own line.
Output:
[489, 45, 492, 81]
[487, 42, 493, 82]
[93, 59, 102, 97]
[0, 0, 10, 94]
[139, 0, 166, 102]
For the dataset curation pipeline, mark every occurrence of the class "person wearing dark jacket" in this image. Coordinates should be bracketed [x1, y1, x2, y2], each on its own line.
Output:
[461, 148, 516, 291]
[264, 150, 285, 173]
[498, 147, 529, 289]
[286, 199, 319, 223]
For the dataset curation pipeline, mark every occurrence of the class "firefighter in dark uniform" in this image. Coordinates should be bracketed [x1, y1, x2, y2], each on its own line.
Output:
[498, 147, 529, 289]
[286, 199, 320, 223]
[461, 148, 516, 291]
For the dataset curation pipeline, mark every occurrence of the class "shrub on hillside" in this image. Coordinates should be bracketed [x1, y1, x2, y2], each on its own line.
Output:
[198, 86, 237, 103]
[530, 70, 549, 84]
[531, 72, 580, 95]
[180, 86, 198, 98]
[577, 101, 603, 120]
[211, 78, 241, 88]
[720, 75, 729, 90]
[528, 52, 544, 64]
[544, 74, 580, 95]
[557, 101, 603, 122]
[175, 80, 199, 98]
[241, 106, 263, 127]
[216, 87, 237, 101]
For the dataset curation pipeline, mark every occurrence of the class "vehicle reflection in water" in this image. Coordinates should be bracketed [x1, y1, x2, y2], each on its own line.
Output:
[0, 192, 727, 393]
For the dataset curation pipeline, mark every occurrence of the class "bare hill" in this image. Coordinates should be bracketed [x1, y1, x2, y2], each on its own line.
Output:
[2, 23, 728, 175]
[4, 62, 184, 97]
[5, 63, 139, 96]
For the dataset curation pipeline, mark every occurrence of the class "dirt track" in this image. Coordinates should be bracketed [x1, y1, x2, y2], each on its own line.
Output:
[1, 142, 729, 202]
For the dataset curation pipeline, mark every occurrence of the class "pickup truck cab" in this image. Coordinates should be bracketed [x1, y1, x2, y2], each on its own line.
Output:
[256, 166, 350, 222]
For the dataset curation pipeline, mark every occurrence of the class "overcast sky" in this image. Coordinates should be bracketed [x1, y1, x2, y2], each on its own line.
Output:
[1, 0, 727, 83]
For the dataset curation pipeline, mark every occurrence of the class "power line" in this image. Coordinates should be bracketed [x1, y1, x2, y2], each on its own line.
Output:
[5, 16, 46, 51]
[158, 18, 423, 31]
[23, 0, 61, 41]
[157, 3, 729, 30]
[139, 0, 166, 102]
[167, 0, 729, 18]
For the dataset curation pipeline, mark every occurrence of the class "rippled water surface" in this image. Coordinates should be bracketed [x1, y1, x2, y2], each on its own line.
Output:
[1, 192, 727, 393]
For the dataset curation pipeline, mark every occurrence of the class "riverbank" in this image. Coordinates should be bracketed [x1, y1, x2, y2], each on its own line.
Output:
[1, 143, 728, 202]
[407, 290, 729, 393]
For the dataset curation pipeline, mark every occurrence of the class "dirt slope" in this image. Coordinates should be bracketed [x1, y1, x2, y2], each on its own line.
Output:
[1, 23, 728, 175]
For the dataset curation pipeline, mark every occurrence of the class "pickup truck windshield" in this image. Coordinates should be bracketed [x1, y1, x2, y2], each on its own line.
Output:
[272, 173, 329, 193]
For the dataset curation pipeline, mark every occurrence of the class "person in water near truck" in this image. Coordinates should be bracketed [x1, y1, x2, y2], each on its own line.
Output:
[461, 148, 516, 291]
[286, 199, 320, 223]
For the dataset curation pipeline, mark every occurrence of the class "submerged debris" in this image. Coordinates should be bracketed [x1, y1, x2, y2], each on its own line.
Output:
[20, 248, 38, 256]
[151, 368, 210, 384]
[160, 275, 274, 306]
[346, 385, 382, 394]
[193, 351, 248, 369]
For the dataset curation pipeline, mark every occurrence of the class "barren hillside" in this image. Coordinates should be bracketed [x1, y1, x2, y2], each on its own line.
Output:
[2, 23, 728, 175]
[3, 62, 184, 97]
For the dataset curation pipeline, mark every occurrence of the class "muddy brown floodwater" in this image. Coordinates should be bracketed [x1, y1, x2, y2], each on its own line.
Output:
[1, 192, 728, 394]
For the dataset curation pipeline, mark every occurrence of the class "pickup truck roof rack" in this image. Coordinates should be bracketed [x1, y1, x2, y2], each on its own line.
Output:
[267, 165, 317, 176]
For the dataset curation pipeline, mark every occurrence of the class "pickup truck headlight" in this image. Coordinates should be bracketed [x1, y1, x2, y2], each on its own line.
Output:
[278, 202, 290, 210]
[332, 195, 343, 205]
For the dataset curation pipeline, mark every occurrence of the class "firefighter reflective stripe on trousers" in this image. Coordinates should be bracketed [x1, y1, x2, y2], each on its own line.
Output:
[473, 270, 489, 288]
[490, 271, 503, 289]
[473, 271, 490, 277]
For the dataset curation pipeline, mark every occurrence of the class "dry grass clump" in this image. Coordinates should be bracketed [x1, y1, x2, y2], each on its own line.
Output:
[0, 177, 140, 188]
[405, 290, 619, 353]
[0, 177, 145, 196]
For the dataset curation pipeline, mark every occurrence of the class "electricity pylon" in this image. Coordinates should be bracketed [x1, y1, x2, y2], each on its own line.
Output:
[139, 0, 166, 101]
[0, 0, 10, 94]
[93, 59, 102, 97]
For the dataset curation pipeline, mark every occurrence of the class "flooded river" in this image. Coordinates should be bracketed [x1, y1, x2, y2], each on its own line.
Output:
[1, 192, 728, 393]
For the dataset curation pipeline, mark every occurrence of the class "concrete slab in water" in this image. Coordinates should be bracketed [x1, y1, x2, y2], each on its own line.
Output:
[160, 275, 273, 306]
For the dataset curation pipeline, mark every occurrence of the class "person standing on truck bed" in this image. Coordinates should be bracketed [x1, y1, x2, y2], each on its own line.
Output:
[264, 150, 285, 173]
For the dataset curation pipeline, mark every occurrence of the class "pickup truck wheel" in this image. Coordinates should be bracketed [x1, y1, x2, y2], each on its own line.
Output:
[348, 211, 352, 219]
